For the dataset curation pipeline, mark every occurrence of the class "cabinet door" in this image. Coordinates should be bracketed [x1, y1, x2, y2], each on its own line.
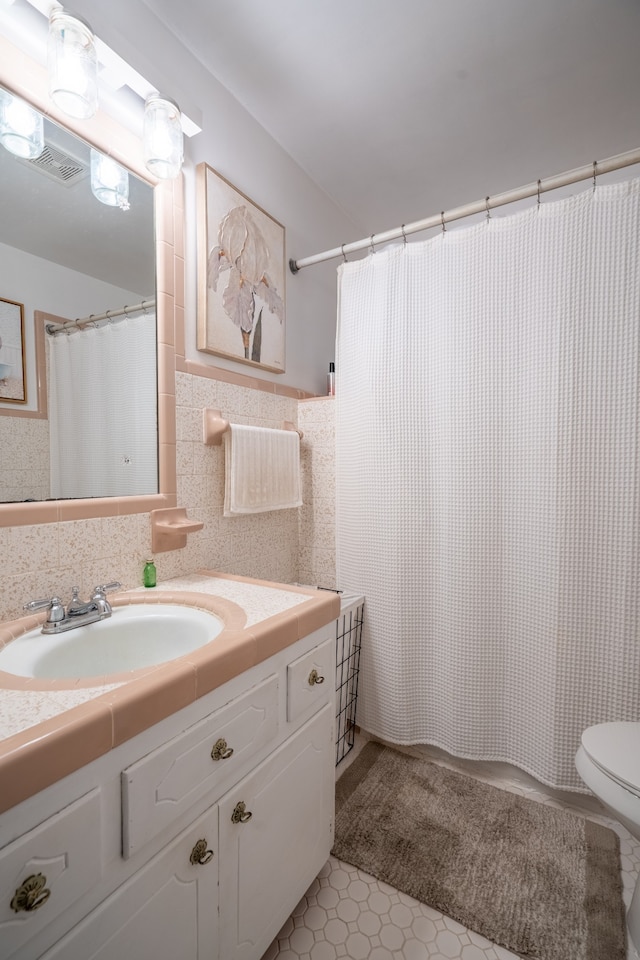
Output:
[0, 788, 102, 960]
[41, 806, 218, 960]
[218, 704, 334, 960]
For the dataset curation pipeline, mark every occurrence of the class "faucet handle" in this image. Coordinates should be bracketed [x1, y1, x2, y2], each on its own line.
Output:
[24, 596, 65, 623]
[92, 581, 122, 598]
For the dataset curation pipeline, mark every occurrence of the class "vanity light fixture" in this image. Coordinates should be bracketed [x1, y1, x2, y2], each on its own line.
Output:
[47, 7, 98, 120]
[90, 148, 130, 210]
[0, 88, 44, 158]
[143, 93, 183, 179]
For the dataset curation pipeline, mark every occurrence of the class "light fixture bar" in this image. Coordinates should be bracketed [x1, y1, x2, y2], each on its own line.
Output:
[15, 0, 201, 137]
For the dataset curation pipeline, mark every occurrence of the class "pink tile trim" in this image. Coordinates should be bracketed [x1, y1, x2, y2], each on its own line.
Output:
[0, 701, 113, 814]
[1, 501, 58, 526]
[177, 358, 317, 399]
[105, 660, 197, 746]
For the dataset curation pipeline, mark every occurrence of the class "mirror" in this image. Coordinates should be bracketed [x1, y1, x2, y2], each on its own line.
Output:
[0, 85, 157, 503]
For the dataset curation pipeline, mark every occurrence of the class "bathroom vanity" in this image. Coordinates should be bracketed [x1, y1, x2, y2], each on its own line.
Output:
[0, 573, 340, 960]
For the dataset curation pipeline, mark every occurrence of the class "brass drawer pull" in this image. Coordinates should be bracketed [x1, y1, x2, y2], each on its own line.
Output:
[211, 737, 234, 761]
[308, 668, 325, 686]
[231, 801, 252, 824]
[11, 874, 51, 913]
[189, 839, 214, 866]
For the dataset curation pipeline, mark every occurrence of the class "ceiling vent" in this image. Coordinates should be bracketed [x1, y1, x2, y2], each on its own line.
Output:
[21, 141, 88, 187]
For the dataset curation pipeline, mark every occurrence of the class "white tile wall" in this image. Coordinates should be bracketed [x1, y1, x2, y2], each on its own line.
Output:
[298, 398, 336, 589]
[0, 417, 49, 502]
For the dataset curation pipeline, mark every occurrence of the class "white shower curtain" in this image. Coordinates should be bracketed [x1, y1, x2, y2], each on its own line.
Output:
[49, 316, 157, 499]
[336, 181, 640, 791]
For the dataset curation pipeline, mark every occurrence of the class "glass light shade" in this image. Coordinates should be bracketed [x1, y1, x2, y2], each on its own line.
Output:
[143, 94, 183, 179]
[48, 8, 98, 120]
[0, 89, 44, 159]
[90, 149, 130, 210]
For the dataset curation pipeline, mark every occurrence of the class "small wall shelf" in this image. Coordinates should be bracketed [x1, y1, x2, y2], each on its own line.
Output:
[150, 507, 204, 553]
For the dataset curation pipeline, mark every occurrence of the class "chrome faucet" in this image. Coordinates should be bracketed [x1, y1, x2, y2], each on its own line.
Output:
[24, 582, 122, 635]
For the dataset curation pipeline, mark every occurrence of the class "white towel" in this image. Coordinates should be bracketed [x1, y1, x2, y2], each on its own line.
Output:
[223, 424, 302, 516]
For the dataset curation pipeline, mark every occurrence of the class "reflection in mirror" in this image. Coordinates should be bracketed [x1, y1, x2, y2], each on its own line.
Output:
[0, 86, 157, 503]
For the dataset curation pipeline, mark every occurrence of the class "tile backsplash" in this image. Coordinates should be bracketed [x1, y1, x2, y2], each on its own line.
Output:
[0, 417, 49, 503]
[0, 378, 337, 622]
[298, 397, 336, 590]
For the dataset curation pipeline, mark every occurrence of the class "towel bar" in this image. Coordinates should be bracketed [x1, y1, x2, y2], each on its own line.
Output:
[202, 408, 303, 446]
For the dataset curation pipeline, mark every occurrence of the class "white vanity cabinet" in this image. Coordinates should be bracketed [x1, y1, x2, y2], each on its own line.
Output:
[0, 624, 336, 960]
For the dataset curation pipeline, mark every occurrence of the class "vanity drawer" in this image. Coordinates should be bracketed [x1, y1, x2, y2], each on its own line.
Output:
[287, 637, 334, 724]
[0, 788, 102, 959]
[122, 673, 279, 858]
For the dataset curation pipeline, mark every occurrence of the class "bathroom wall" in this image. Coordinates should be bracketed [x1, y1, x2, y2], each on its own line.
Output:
[0, 376, 340, 621]
[70, 0, 357, 398]
[0, 418, 49, 502]
[0, 371, 295, 621]
[298, 398, 337, 589]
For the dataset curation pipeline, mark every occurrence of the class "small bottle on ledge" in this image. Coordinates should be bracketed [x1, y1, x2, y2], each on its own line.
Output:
[327, 362, 335, 396]
[143, 558, 157, 588]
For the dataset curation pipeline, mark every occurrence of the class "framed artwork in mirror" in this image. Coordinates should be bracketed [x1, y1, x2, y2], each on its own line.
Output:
[0, 297, 26, 404]
[196, 163, 286, 373]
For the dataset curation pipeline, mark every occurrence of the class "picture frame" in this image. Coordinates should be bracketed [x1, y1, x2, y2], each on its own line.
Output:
[0, 297, 27, 404]
[196, 163, 286, 373]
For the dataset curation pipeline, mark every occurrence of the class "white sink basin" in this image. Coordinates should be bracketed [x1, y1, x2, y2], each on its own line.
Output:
[0, 604, 224, 679]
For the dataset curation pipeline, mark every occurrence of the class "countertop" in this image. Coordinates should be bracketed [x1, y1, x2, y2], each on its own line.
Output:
[0, 571, 340, 814]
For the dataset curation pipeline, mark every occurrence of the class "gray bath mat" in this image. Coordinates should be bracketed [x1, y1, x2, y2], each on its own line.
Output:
[333, 741, 626, 960]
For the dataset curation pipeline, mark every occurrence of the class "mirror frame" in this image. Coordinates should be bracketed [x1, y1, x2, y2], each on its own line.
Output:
[0, 32, 178, 526]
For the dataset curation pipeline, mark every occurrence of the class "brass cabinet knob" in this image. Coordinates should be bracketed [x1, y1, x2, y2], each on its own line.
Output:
[11, 874, 51, 913]
[211, 737, 234, 761]
[231, 801, 252, 824]
[308, 668, 325, 686]
[189, 839, 214, 865]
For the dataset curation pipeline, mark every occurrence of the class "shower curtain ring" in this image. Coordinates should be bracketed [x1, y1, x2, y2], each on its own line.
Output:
[441, 211, 447, 233]
[369, 234, 376, 254]
[341, 243, 348, 263]
[401, 224, 408, 244]
[593, 161, 598, 193]
[537, 179, 542, 208]
[485, 196, 492, 221]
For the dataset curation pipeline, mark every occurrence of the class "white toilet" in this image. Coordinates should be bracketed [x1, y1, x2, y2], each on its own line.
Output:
[575, 721, 640, 955]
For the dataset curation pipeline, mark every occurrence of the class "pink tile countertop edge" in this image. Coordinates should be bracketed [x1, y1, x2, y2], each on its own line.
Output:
[0, 571, 340, 814]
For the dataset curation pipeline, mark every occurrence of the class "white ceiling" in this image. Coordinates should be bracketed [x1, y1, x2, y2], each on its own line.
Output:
[140, 0, 640, 240]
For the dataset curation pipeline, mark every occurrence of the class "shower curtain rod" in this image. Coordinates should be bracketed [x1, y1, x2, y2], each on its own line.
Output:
[45, 298, 156, 336]
[288, 146, 640, 274]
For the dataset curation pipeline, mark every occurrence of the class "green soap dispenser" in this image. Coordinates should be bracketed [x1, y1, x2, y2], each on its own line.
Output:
[143, 558, 157, 588]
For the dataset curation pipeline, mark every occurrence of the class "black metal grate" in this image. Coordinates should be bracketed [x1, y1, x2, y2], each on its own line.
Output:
[335, 600, 364, 766]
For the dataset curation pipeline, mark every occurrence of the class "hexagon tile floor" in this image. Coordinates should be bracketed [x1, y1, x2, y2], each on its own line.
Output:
[261, 737, 640, 960]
